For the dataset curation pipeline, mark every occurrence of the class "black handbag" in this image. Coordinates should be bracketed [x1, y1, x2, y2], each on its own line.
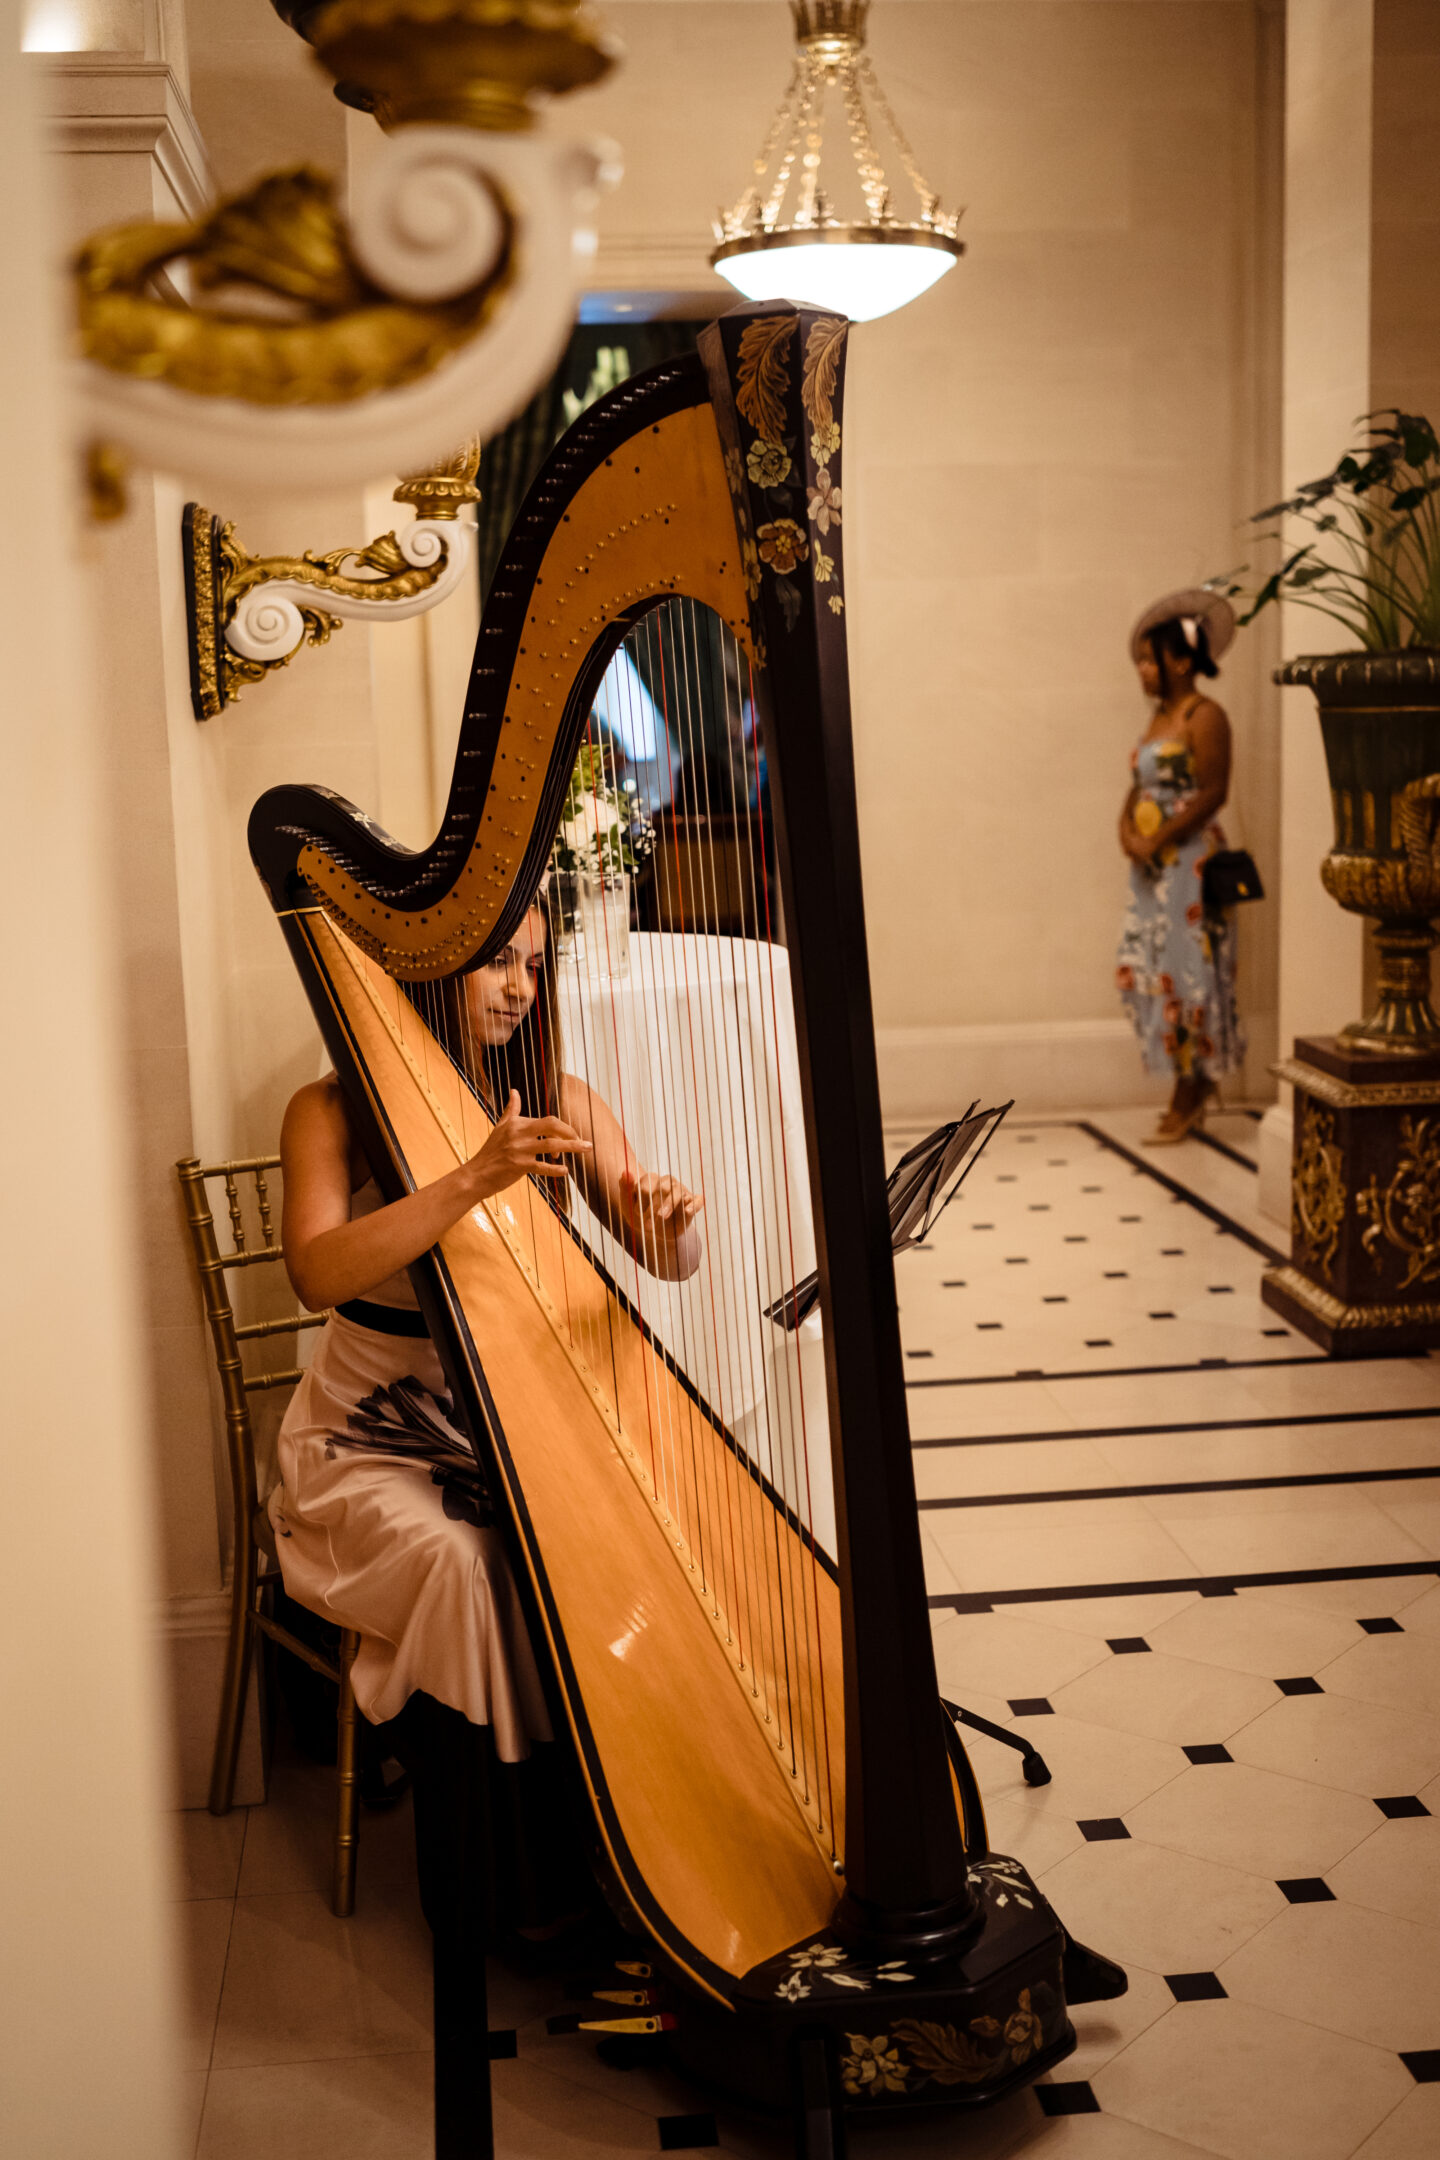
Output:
[1203, 848, 1264, 908]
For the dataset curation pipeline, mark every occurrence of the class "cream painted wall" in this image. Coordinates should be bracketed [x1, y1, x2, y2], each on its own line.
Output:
[575, 1, 1285, 1115]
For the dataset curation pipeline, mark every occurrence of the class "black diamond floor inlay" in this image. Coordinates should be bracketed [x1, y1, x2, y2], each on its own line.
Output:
[1036, 2082, 1101, 2116]
[1400, 2050, 1440, 2083]
[1165, 1972, 1227, 2002]
[1085, 1338, 1113, 1347]
[1208, 1284, 1235, 1294]
[659, 2114, 720, 2151]
[1375, 1795, 1431, 1819]
[1104, 1270, 1129, 1280]
[1276, 1676, 1324, 1695]
[905, 1350, 933, 1359]
[1183, 1744, 1234, 1765]
[1009, 1697, 1054, 1717]
[1278, 1877, 1335, 1903]
[1043, 1295, 1068, 1303]
[1078, 1818, 1130, 1842]
[487, 2029, 518, 2060]
[1359, 1616, 1404, 1634]
[1108, 1637, 1151, 1654]
[1161, 1248, 1184, 1256]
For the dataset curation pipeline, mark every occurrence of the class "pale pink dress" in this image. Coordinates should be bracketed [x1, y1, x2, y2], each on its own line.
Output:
[268, 1180, 551, 1757]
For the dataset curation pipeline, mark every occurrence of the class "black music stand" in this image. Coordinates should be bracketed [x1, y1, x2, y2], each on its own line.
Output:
[767, 1104, 1012, 1329]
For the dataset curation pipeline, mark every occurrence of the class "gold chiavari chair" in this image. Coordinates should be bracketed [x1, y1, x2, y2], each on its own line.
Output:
[177, 1153, 363, 1918]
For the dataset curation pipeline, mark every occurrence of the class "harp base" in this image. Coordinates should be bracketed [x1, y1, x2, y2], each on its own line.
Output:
[829, 1883, 984, 1968]
[663, 1854, 1106, 2123]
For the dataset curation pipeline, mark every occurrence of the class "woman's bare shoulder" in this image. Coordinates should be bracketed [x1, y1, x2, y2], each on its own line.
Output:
[281, 1075, 352, 1150]
[1190, 693, 1230, 730]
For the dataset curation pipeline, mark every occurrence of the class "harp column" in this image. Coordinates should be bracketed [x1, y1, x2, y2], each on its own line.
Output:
[700, 303, 980, 1962]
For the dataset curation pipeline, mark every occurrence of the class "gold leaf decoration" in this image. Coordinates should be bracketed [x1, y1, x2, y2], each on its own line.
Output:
[801, 316, 847, 431]
[735, 314, 798, 438]
[890, 2017, 997, 2086]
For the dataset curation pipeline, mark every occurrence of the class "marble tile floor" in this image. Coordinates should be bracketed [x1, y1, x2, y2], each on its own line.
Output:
[173, 1115, 1440, 2158]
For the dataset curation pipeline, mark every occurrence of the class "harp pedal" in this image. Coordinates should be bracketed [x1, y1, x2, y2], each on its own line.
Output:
[580, 2014, 675, 2037]
[546, 2010, 675, 2037]
[590, 1988, 656, 2008]
[615, 1961, 652, 1979]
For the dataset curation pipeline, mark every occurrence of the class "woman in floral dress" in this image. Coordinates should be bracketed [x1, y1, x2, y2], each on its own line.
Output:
[1116, 590, 1245, 1143]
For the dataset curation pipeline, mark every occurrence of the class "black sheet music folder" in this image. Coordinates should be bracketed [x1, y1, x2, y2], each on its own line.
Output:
[766, 1101, 1013, 1331]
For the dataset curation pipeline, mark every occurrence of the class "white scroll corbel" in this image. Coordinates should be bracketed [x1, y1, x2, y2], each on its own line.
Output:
[183, 441, 483, 719]
[71, 2, 621, 503]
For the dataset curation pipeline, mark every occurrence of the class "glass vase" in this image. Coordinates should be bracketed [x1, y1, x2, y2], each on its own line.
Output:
[577, 870, 631, 977]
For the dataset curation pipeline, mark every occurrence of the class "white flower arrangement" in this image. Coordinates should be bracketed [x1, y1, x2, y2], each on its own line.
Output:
[551, 741, 656, 881]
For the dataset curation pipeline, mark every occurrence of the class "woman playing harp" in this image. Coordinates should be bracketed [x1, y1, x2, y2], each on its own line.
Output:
[268, 889, 703, 1929]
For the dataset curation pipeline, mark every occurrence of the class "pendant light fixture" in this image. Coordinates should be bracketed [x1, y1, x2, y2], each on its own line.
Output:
[710, 0, 964, 323]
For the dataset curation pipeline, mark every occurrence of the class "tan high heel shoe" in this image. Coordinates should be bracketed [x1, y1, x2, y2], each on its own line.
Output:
[1143, 1076, 1216, 1147]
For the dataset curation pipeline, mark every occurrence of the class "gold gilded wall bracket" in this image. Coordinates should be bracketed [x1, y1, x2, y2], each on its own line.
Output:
[183, 441, 480, 721]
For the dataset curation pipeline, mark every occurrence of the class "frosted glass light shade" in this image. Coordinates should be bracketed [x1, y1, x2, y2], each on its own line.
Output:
[713, 238, 957, 323]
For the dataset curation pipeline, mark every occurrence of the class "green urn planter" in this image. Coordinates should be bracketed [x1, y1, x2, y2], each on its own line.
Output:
[1280, 650, 1440, 1053]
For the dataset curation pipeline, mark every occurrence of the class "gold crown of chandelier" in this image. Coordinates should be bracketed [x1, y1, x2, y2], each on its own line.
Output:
[710, 1, 964, 320]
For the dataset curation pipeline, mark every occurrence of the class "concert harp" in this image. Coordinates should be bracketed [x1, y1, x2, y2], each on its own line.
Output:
[249, 302, 1123, 2136]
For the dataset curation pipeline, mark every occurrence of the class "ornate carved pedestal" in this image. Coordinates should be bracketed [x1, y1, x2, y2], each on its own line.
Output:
[1263, 1035, 1440, 1355]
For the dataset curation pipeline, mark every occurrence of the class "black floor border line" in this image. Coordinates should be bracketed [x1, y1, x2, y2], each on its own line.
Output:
[928, 1558, 1440, 1614]
[1192, 1126, 1261, 1175]
[918, 1462, 1440, 1511]
[911, 1403, 1440, 1451]
[1076, 1119, 1286, 1262]
[907, 1353, 1326, 1391]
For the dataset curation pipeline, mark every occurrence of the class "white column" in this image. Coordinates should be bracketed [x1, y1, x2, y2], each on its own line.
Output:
[0, 9, 183, 2149]
[1260, 0, 1375, 1220]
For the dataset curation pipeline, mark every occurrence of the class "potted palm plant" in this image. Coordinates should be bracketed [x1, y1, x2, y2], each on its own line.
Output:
[1220, 410, 1440, 1052]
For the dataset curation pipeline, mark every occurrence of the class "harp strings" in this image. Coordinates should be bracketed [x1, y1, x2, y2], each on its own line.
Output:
[397, 597, 834, 1852]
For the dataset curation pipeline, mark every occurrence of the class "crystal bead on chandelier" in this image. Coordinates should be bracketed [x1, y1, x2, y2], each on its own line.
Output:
[710, 0, 964, 323]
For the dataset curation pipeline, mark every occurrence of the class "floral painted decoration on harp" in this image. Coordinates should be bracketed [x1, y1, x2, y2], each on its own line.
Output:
[727, 312, 848, 629]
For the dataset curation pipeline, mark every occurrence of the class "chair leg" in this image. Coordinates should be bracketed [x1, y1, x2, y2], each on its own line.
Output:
[332, 1628, 362, 1918]
[208, 1541, 258, 1816]
[793, 2027, 847, 2160]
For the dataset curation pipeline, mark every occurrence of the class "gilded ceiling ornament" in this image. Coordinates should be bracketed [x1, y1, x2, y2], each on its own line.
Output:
[67, 0, 618, 495]
[307, 0, 618, 131]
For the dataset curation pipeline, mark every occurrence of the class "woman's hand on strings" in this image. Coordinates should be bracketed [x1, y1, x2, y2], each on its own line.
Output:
[467, 1091, 591, 1200]
[618, 1168, 705, 1281]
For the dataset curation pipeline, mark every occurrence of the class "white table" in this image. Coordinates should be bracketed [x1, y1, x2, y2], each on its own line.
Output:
[556, 929, 836, 1559]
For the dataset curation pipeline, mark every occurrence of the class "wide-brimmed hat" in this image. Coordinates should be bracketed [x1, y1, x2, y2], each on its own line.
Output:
[1129, 587, 1236, 663]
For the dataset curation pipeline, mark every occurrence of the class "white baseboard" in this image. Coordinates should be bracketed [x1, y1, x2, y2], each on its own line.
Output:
[1258, 1101, 1293, 1229]
[876, 1019, 1170, 1123]
[157, 1590, 266, 1811]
